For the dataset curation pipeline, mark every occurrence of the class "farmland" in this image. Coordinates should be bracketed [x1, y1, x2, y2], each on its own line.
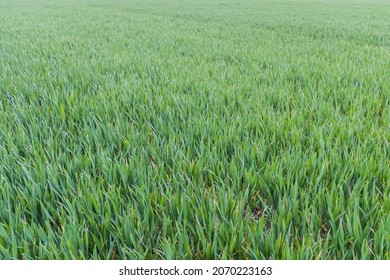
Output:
[0, 0, 389, 259]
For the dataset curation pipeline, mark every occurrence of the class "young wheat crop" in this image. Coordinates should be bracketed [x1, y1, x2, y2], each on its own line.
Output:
[0, 0, 389, 259]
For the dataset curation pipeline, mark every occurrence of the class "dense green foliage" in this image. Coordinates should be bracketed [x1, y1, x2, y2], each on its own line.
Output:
[0, 0, 389, 259]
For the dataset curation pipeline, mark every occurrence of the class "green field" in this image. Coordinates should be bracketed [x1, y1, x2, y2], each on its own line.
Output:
[0, 0, 389, 260]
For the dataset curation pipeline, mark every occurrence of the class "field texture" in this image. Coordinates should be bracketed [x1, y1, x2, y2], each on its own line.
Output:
[0, 0, 389, 259]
